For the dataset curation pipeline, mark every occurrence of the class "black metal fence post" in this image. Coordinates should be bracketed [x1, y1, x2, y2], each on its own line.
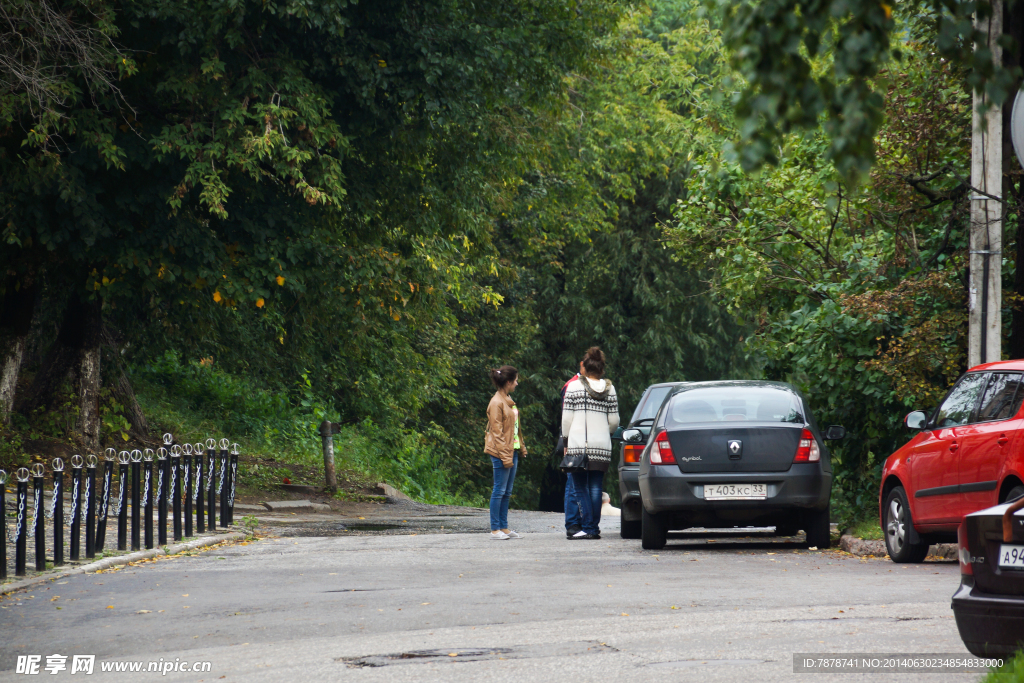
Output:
[157, 446, 168, 546]
[117, 451, 129, 551]
[69, 456, 83, 561]
[217, 439, 229, 527]
[15, 467, 29, 576]
[84, 455, 97, 558]
[95, 449, 115, 553]
[130, 450, 141, 551]
[0, 470, 7, 579]
[143, 450, 154, 549]
[228, 443, 239, 526]
[202, 442, 215, 531]
[192, 444, 204, 534]
[171, 446, 182, 541]
[52, 459, 64, 566]
[31, 464, 45, 571]
[182, 444, 193, 537]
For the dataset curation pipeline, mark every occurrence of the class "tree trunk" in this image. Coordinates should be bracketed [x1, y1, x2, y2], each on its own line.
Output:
[76, 298, 103, 452]
[0, 277, 38, 423]
[103, 327, 149, 438]
[22, 291, 93, 415]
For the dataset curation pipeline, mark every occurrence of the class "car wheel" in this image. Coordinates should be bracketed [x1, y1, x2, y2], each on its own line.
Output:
[1002, 484, 1024, 503]
[884, 486, 928, 563]
[804, 506, 831, 549]
[620, 518, 641, 539]
[641, 506, 667, 550]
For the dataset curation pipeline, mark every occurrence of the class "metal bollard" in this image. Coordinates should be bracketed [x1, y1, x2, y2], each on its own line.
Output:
[15, 467, 29, 576]
[143, 449, 154, 549]
[191, 444, 204, 534]
[31, 464, 45, 571]
[0, 469, 7, 579]
[94, 449, 115, 553]
[117, 451, 129, 551]
[228, 443, 239, 526]
[157, 446, 168, 546]
[170, 445, 182, 541]
[52, 459, 64, 566]
[84, 455, 97, 558]
[202, 442, 215, 532]
[69, 455, 83, 561]
[218, 439, 230, 526]
[130, 450, 142, 550]
[182, 443, 193, 538]
[318, 420, 340, 491]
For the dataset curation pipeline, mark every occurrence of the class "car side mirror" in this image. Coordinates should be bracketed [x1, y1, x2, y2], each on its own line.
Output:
[905, 411, 927, 431]
[621, 428, 644, 443]
[824, 425, 846, 440]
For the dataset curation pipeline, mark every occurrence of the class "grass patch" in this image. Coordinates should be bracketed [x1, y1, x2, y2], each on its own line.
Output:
[981, 650, 1024, 682]
[845, 514, 883, 540]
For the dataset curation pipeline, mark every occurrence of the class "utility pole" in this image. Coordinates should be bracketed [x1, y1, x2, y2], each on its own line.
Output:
[970, 0, 1004, 367]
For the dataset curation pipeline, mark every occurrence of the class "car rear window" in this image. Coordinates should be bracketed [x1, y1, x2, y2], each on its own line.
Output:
[662, 387, 803, 427]
[630, 386, 673, 424]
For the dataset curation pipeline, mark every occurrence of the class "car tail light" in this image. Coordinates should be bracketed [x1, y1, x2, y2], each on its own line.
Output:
[957, 521, 973, 576]
[623, 444, 643, 464]
[650, 430, 675, 465]
[793, 429, 820, 463]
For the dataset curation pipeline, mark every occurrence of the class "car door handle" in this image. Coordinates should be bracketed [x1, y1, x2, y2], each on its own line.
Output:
[999, 435, 1009, 446]
[949, 442, 959, 452]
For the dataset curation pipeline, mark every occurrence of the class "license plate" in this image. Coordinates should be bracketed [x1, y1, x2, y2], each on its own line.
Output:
[998, 544, 1024, 568]
[704, 483, 767, 500]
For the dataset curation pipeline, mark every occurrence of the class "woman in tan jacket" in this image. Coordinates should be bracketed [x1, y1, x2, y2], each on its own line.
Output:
[484, 365, 527, 540]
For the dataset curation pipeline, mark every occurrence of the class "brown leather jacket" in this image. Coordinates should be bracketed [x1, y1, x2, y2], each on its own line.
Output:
[484, 391, 527, 467]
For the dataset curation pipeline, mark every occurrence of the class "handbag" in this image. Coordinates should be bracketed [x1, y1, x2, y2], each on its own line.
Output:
[558, 391, 588, 473]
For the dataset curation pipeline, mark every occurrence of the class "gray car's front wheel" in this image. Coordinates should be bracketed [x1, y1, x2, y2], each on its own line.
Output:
[884, 486, 928, 563]
[620, 518, 641, 539]
[641, 506, 667, 550]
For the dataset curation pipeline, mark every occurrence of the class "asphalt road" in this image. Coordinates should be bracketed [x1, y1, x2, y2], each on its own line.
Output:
[0, 506, 987, 682]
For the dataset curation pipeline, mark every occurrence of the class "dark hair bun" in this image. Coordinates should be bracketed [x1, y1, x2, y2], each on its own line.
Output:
[490, 365, 518, 389]
[582, 347, 606, 379]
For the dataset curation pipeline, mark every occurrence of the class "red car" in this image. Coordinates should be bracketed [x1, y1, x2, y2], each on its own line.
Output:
[881, 361, 1024, 563]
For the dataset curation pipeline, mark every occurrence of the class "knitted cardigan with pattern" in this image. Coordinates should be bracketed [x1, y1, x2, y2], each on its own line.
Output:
[561, 376, 620, 472]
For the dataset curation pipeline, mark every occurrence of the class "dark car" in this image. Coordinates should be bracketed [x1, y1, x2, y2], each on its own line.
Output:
[951, 495, 1024, 655]
[618, 382, 685, 538]
[881, 361, 1024, 563]
[628, 380, 845, 550]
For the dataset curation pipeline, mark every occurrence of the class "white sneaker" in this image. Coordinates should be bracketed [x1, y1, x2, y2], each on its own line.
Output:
[505, 530, 522, 539]
[572, 530, 589, 538]
[490, 531, 510, 540]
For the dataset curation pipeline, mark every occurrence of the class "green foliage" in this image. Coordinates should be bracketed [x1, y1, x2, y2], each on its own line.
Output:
[981, 650, 1024, 683]
[718, 0, 1018, 178]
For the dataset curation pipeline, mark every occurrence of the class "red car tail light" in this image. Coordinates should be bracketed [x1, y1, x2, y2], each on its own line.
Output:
[623, 444, 643, 464]
[958, 521, 973, 576]
[650, 430, 676, 465]
[793, 429, 820, 463]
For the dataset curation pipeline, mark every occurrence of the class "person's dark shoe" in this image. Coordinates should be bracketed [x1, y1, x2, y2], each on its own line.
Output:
[565, 524, 582, 538]
[571, 531, 600, 540]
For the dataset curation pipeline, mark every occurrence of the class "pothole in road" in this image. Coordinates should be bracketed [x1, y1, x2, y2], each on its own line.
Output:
[647, 659, 765, 668]
[345, 524, 404, 531]
[341, 642, 616, 667]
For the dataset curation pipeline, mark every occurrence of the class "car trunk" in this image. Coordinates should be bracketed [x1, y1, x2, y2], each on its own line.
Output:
[667, 425, 802, 473]
[968, 507, 1024, 596]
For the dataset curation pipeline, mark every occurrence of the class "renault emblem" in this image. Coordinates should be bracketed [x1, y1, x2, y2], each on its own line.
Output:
[728, 440, 742, 457]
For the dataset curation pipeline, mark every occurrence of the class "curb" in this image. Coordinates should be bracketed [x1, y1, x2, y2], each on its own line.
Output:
[1, 531, 248, 595]
[839, 534, 957, 559]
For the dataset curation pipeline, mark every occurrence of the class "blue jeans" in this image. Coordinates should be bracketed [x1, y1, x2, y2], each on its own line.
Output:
[564, 474, 581, 529]
[490, 452, 519, 531]
[569, 470, 604, 535]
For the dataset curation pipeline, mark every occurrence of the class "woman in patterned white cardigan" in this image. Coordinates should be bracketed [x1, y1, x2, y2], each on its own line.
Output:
[561, 347, 619, 539]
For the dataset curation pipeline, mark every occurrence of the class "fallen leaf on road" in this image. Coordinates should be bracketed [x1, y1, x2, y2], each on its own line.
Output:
[421, 603, 431, 605]
[106, 606, 114, 609]
[137, 610, 152, 614]
[448, 653, 458, 657]
[620, 613, 629, 616]
[182, 594, 189, 597]
[670, 606, 679, 609]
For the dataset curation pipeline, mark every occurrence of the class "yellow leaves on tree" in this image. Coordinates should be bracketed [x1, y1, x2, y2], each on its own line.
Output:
[256, 298, 265, 308]
[213, 291, 222, 303]
[276, 275, 285, 286]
